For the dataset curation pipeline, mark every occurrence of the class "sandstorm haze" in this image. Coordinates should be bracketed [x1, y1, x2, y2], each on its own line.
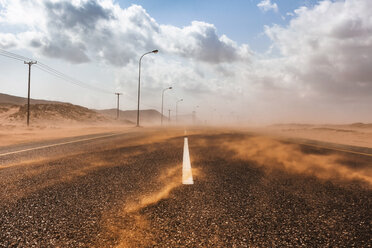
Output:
[0, 0, 371, 125]
[1, 2, 372, 246]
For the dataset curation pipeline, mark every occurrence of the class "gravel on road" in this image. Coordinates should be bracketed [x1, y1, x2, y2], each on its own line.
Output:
[0, 129, 371, 247]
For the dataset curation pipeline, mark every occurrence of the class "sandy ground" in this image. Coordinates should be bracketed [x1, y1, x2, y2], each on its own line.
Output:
[2, 120, 372, 149]
[0, 103, 152, 147]
[254, 124, 372, 148]
[0, 124, 134, 147]
[0, 129, 370, 247]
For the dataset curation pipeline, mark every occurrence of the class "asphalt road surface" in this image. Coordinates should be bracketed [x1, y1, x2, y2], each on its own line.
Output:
[0, 128, 371, 247]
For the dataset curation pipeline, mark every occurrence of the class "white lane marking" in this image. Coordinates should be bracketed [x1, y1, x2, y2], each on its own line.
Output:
[182, 137, 194, 185]
[0, 133, 121, 157]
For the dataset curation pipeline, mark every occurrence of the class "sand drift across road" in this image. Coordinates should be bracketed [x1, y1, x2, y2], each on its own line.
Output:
[0, 128, 371, 247]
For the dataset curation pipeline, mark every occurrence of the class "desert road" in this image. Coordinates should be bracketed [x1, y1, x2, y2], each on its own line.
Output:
[0, 128, 371, 247]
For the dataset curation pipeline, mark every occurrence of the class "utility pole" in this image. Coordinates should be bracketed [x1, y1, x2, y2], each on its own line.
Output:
[24, 61, 37, 126]
[115, 93, 122, 120]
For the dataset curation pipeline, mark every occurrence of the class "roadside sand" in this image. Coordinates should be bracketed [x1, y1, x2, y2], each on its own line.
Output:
[0, 103, 134, 147]
[2, 120, 372, 150]
[0, 124, 133, 147]
[256, 124, 372, 148]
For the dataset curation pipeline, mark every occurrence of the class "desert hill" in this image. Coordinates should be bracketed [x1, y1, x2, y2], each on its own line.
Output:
[0, 102, 112, 125]
[0, 93, 113, 125]
[11, 103, 107, 122]
[96, 108, 165, 124]
[0, 92, 64, 105]
[0, 93, 163, 126]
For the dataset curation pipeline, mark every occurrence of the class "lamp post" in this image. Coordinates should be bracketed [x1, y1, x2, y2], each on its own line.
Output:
[115, 93, 122, 120]
[161, 86, 172, 126]
[136, 49, 158, 127]
[176, 99, 183, 124]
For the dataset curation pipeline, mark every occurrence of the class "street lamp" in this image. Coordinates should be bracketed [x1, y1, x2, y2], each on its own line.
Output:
[161, 86, 172, 126]
[136, 49, 158, 127]
[115, 93, 122, 120]
[176, 98, 183, 124]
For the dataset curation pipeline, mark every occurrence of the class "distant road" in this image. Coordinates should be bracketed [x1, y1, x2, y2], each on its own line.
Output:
[0, 129, 371, 247]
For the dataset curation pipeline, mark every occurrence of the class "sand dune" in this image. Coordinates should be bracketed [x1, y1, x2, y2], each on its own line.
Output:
[0, 93, 64, 105]
[96, 108, 164, 124]
[0, 103, 113, 125]
[0, 93, 163, 126]
[0, 93, 165, 147]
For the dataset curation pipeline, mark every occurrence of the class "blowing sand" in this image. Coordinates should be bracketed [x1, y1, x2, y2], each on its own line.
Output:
[222, 135, 372, 187]
[257, 123, 372, 149]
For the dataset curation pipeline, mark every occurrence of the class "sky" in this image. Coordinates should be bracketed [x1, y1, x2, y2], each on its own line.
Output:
[0, 0, 371, 124]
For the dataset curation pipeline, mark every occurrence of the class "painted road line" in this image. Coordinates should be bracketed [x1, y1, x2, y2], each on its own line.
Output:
[0, 133, 122, 157]
[182, 137, 194, 185]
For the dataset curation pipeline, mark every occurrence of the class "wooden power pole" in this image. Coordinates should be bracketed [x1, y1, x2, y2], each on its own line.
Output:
[24, 61, 37, 126]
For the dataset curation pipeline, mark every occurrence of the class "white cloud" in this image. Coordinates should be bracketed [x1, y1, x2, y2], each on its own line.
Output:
[0, 33, 17, 48]
[157, 22, 251, 63]
[264, 0, 372, 101]
[1, 0, 372, 124]
[257, 0, 278, 13]
[0, 0, 251, 65]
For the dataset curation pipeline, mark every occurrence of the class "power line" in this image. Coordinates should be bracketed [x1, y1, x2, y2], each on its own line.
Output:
[0, 48, 113, 95]
[35, 64, 113, 94]
[0, 52, 24, 61]
[36, 64, 158, 108]
[0, 48, 32, 61]
[0, 49, 160, 110]
[35, 64, 159, 108]
[0, 51, 28, 62]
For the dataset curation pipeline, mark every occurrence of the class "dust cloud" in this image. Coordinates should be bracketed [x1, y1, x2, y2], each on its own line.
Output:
[255, 123, 372, 149]
[125, 166, 181, 213]
[135, 166, 201, 210]
[107, 164, 201, 248]
[105, 166, 181, 248]
[222, 136, 372, 187]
